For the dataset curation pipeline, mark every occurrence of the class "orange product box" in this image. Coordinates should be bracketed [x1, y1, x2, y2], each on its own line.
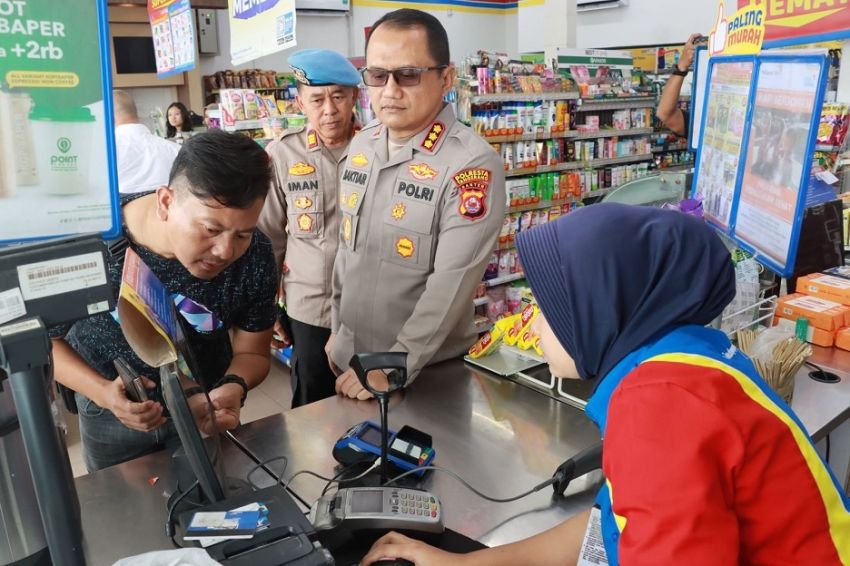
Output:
[797, 273, 850, 308]
[775, 293, 850, 332]
[773, 317, 835, 348]
[836, 327, 850, 351]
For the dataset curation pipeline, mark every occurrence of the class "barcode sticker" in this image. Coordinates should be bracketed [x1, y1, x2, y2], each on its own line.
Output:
[17, 252, 107, 301]
[0, 287, 26, 325]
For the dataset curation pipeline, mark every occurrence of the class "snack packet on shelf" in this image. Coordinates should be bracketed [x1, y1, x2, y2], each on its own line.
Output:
[504, 303, 538, 346]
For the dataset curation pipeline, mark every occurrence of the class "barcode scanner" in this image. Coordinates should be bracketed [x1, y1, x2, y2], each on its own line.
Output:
[349, 352, 408, 483]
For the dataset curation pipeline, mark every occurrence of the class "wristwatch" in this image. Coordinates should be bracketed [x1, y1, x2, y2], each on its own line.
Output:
[216, 374, 249, 407]
[672, 66, 689, 77]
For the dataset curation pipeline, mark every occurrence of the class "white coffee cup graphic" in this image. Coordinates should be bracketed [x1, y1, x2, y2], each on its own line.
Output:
[30, 105, 95, 195]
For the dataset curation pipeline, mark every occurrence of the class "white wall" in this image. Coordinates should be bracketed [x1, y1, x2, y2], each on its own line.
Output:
[198, 10, 352, 76]
[575, 0, 720, 49]
[348, 6, 514, 61]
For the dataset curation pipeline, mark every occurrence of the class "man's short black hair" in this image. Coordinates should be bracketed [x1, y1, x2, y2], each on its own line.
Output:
[367, 9, 450, 67]
[168, 130, 271, 209]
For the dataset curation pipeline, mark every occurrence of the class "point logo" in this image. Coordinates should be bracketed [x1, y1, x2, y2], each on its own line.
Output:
[57, 137, 72, 153]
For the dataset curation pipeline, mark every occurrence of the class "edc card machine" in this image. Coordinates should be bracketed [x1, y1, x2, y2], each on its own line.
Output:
[333, 421, 436, 476]
[310, 486, 444, 537]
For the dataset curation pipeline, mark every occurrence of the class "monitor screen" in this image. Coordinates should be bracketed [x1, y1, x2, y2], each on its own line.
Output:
[160, 362, 227, 503]
[113, 36, 158, 74]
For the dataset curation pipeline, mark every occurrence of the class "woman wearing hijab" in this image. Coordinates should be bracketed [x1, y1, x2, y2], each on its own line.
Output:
[362, 204, 850, 565]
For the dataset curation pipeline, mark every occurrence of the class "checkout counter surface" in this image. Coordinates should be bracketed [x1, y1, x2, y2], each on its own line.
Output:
[75, 436, 261, 564]
[73, 346, 850, 563]
[228, 359, 603, 547]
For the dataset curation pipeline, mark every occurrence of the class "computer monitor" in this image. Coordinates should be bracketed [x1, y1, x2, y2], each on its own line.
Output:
[160, 362, 227, 503]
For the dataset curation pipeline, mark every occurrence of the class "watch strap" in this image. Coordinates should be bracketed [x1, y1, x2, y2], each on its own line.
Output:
[672, 67, 689, 77]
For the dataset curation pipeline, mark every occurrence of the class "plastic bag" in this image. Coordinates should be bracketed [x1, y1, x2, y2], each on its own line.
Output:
[748, 325, 795, 362]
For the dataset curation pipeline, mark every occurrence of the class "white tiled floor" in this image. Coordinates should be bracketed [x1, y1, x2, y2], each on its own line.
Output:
[64, 359, 293, 477]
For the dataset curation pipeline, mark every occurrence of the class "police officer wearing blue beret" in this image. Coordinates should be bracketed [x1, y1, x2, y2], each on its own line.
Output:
[258, 49, 361, 407]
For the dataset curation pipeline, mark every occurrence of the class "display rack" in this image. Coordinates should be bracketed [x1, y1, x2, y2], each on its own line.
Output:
[470, 91, 579, 104]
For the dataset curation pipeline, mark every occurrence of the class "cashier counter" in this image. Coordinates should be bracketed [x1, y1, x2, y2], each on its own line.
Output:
[73, 343, 850, 564]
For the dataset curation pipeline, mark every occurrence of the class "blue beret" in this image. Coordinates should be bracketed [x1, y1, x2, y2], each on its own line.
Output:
[288, 49, 361, 87]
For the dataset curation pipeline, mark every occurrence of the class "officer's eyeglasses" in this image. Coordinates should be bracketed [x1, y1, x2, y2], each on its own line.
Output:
[360, 66, 448, 87]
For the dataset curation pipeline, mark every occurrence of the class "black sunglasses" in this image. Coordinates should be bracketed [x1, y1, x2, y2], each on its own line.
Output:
[360, 66, 448, 87]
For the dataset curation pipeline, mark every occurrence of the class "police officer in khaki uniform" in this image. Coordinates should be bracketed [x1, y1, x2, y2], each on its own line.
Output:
[329, 9, 506, 399]
[258, 49, 361, 407]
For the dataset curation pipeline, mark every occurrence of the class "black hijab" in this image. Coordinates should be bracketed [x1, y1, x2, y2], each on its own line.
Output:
[515, 203, 736, 381]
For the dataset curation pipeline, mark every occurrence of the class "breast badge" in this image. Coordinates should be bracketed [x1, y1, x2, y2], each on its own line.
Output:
[396, 237, 415, 258]
[289, 162, 316, 176]
[391, 202, 407, 221]
[297, 213, 314, 232]
[293, 196, 313, 210]
[351, 153, 369, 168]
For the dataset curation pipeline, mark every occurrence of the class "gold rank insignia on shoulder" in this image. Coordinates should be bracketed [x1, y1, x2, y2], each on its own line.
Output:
[408, 163, 438, 180]
[289, 162, 316, 176]
[391, 202, 406, 220]
[347, 192, 359, 208]
[351, 153, 369, 168]
[306, 130, 319, 150]
[297, 213, 314, 232]
[420, 121, 445, 152]
[396, 236, 415, 258]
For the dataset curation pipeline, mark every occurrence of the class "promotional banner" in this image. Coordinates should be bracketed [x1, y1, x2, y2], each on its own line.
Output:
[0, 0, 120, 244]
[738, 0, 850, 47]
[147, 0, 196, 78]
[709, 1, 765, 56]
[733, 59, 824, 275]
[694, 58, 755, 229]
[228, 0, 296, 66]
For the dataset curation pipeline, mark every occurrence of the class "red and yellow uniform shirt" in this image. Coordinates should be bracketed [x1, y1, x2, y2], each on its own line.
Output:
[586, 325, 850, 565]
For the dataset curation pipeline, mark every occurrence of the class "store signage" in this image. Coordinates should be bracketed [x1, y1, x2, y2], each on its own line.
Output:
[709, 1, 765, 56]
[692, 52, 828, 278]
[228, 0, 296, 66]
[737, 0, 850, 47]
[233, 0, 280, 19]
[147, 0, 196, 78]
[0, 0, 120, 244]
[732, 57, 825, 276]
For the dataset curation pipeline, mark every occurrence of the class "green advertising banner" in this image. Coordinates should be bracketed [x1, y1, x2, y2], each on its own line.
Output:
[0, 0, 120, 244]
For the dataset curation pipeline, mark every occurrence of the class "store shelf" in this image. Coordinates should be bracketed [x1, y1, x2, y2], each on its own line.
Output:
[574, 127, 653, 140]
[211, 87, 290, 93]
[222, 119, 266, 131]
[505, 153, 654, 178]
[471, 91, 579, 103]
[581, 187, 616, 199]
[484, 272, 525, 287]
[815, 144, 844, 152]
[585, 153, 654, 168]
[473, 296, 490, 307]
[652, 143, 689, 153]
[507, 198, 575, 213]
[658, 161, 695, 172]
[575, 97, 656, 112]
[484, 130, 576, 144]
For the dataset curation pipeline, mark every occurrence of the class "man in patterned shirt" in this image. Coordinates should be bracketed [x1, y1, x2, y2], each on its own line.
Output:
[49, 131, 278, 472]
